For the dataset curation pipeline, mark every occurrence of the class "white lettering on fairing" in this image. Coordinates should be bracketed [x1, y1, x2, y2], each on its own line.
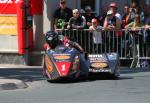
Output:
[0, 0, 19, 3]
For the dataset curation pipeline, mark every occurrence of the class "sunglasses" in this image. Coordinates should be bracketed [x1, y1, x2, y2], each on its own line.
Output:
[60, 2, 66, 4]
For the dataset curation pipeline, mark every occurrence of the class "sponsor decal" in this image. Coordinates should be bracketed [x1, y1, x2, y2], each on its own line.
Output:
[89, 54, 107, 62]
[0, 16, 17, 35]
[56, 62, 71, 76]
[54, 54, 70, 60]
[89, 54, 103, 58]
[89, 68, 111, 72]
[45, 55, 53, 73]
[91, 62, 108, 68]
[108, 54, 117, 60]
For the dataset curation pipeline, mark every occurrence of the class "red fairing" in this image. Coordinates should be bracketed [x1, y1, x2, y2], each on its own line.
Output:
[30, 0, 43, 15]
[17, 0, 26, 54]
[17, 0, 33, 54]
[55, 62, 71, 76]
[0, 0, 17, 14]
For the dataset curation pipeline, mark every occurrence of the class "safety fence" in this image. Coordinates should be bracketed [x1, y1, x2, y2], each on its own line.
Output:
[56, 29, 150, 61]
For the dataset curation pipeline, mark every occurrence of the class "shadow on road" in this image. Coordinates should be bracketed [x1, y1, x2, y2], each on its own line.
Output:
[120, 67, 150, 74]
[0, 67, 149, 83]
[0, 68, 44, 82]
[47, 74, 132, 84]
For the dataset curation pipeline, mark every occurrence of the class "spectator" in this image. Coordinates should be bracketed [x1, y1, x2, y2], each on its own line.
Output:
[80, 9, 85, 16]
[67, 9, 86, 29]
[122, 4, 130, 28]
[67, 9, 86, 49]
[97, 6, 107, 26]
[127, 1, 144, 24]
[109, 2, 122, 21]
[103, 10, 122, 55]
[142, 4, 150, 25]
[125, 14, 144, 68]
[103, 10, 121, 30]
[53, 0, 72, 30]
[125, 14, 143, 30]
[143, 3, 150, 65]
[84, 6, 97, 29]
[89, 18, 103, 54]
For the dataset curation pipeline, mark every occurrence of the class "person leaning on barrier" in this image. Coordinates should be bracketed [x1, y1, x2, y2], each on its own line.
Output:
[67, 9, 86, 29]
[125, 14, 144, 68]
[67, 9, 87, 50]
[103, 10, 121, 30]
[125, 14, 144, 30]
[127, 1, 144, 24]
[103, 10, 122, 54]
[83, 6, 97, 29]
[109, 2, 122, 21]
[89, 18, 103, 54]
[53, 0, 72, 30]
[122, 4, 131, 28]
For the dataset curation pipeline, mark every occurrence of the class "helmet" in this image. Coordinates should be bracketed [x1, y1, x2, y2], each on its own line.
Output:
[45, 31, 59, 49]
[109, 2, 118, 9]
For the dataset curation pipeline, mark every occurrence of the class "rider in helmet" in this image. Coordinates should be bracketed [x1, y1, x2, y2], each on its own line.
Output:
[45, 31, 59, 49]
[44, 30, 89, 75]
[44, 31, 84, 52]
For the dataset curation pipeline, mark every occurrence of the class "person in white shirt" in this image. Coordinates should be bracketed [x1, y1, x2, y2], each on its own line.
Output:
[89, 18, 103, 54]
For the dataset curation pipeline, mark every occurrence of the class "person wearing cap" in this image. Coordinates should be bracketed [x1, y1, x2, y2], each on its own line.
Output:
[83, 6, 97, 29]
[103, 9, 122, 55]
[89, 18, 103, 54]
[109, 2, 122, 20]
[53, 0, 72, 30]
[103, 9, 121, 30]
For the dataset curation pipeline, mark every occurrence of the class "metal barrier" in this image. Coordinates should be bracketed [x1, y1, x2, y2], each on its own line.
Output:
[57, 29, 150, 67]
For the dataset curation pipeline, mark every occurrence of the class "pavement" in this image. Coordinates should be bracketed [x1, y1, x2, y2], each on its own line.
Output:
[0, 64, 149, 91]
[0, 79, 28, 91]
[0, 64, 42, 91]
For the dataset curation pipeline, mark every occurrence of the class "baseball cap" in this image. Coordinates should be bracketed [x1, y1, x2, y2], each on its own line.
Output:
[109, 2, 118, 9]
[107, 10, 113, 15]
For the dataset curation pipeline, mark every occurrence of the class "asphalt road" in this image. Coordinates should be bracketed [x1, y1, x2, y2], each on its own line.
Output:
[0, 66, 150, 103]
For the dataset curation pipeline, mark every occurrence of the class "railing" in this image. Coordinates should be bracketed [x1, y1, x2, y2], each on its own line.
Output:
[56, 29, 150, 61]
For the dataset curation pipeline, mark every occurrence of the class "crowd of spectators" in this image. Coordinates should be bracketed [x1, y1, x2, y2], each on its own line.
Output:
[53, 0, 150, 30]
[53, 0, 150, 68]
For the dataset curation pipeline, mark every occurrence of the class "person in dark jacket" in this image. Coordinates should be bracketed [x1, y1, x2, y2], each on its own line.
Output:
[67, 9, 86, 29]
[53, 0, 72, 30]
